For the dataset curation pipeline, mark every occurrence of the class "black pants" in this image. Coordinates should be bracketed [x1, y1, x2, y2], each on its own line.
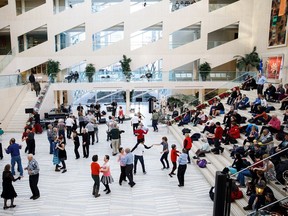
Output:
[125, 164, 134, 185]
[28, 139, 35, 155]
[186, 148, 191, 163]
[0, 143, 3, 159]
[177, 164, 187, 186]
[91, 174, 100, 195]
[152, 120, 158, 131]
[257, 84, 264, 95]
[88, 131, 95, 144]
[112, 109, 116, 117]
[74, 143, 80, 159]
[29, 174, 40, 197]
[95, 112, 101, 121]
[160, 152, 169, 168]
[170, 162, 177, 174]
[61, 160, 66, 169]
[134, 155, 146, 173]
[82, 144, 89, 158]
[132, 123, 139, 132]
[119, 166, 126, 184]
[79, 122, 85, 133]
[66, 126, 72, 138]
[211, 139, 223, 154]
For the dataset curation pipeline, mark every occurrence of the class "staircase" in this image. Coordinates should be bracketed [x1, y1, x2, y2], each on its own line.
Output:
[6, 86, 41, 132]
[168, 86, 288, 216]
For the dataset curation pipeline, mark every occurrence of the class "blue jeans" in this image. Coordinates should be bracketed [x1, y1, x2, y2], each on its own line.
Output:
[48, 138, 54, 154]
[237, 169, 251, 186]
[11, 155, 23, 176]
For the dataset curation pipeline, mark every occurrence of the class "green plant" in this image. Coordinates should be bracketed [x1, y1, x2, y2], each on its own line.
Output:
[167, 96, 184, 107]
[85, 63, 96, 82]
[199, 62, 211, 81]
[47, 59, 60, 78]
[120, 55, 132, 81]
[234, 46, 260, 71]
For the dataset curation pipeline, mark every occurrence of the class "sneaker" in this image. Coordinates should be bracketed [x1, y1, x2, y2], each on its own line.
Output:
[168, 174, 173, 178]
[243, 205, 252, 211]
[62, 169, 67, 173]
[193, 156, 199, 159]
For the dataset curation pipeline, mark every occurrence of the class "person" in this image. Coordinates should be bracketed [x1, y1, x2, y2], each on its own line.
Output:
[25, 154, 40, 200]
[192, 111, 206, 126]
[256, 73, 267, 95]
[1, 164, 21, 210]
[212, 99, 225, 117]
[154, 136, 170, 169]
[57, 119, 66, 144]
[177, 111, 191, 126]
[118, 106, 124, 124]
[227, 153, 248, 174]
[109, 123, 121, 156]
[207, 122, 224, 154]
[227, 88, 238, 105]
[243, 126, 258, 146]
[33, 81, 41, 97]
[56, 136, 67, 173]
[264, 83, 276, 101]
[183, 133, 192, 163]
[259, 114, 281, 135]
[28, 72, 35, 91]
[111, 100, 117, 117]
[177, 148, 188, 187]
[81, 128, 90, 158]
[169, 144, 180, 177]
[131, 141, 153, 175]
[274, 83, 286, 101]
[94, 101, 101, 121]
[269, 133, 288, 166]
[0, 126, 3, 160]
[257, 129, 273, 152]
[193, 142, 211, 159]
[100, 155, 114, 194]
[123, 148, 136, 187]
[85, 120, 95, 145]
[78, 112, 86, 133]
[117, 147, 127, 186]
[151, 109, 159, 132]
[223, 122, 240, 145]
[92, 119, 99, 143]
[237, 94, 250, 110]
[65, 115, 74, 139]
[27, 128, 36, 155]
[52, 136, 61, 172]
[5, 138, 24, 177]
[72, 130, 80, 159]
[91, 155, 101, 198]
[131, 114, 139, 133]
[201, 116, 215, 134]
[77, 103, 84, 116]
[47, 124, 54, 154]
[134, 124, 148, 144]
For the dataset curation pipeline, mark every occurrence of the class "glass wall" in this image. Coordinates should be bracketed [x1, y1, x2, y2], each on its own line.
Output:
[53, 0, 84, 14]
[209, 0, 239, 12]
[92, 23, 124, 51]
[16, 0, 46, 15]
[170, 0, 199, 12]
[91, 0, 123, 13]
[130, 0, 161, 13]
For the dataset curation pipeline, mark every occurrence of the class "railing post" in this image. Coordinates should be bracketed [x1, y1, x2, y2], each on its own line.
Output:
[213, 171, 231, 216]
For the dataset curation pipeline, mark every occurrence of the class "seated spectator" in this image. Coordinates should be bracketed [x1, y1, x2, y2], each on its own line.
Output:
[231, 110, 242, 125]
[232, 94, 242, 109]
[250, 94, 261, 113]
[227, 87, 237, 105]
[242, 75, 257, 90]
[177, 111, 191, 126]
[222, 106, 235, 126]
[201, 121, 216, 134]
[264, 83, 276, 101]
[279, 95, 288, 110]
[253, 154, 276, 182]
[269, 133, 288, 166]
[240, 123, 259, 136]
[207, 122, 224, 154]
[251, 105, 271, 125]
[248, 143, 265, 162]
[260, 94, 268, 108]
[223, 122, 240, 145]
[228, 153, 249, 174]
[236, 94, 250, 110]
[274, 83, 285, 102]
[211, 99, 225, 117]
[243, 181, 273, 211]
[257, 129, 273, 152]
[283, 108, 288, 123]
[193, 142, 211, 159]
[259, 114, 281, 135]
[243, 126, 259, 146]
[246, 170, 266, 196]
[192, 111, 206, 126]
[190, 110, 200, 124]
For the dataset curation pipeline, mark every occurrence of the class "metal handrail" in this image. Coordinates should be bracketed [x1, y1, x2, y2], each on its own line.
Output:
[230, 147, 288, 177]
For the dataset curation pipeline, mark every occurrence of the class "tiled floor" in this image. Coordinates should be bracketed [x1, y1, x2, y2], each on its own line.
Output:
[0, 105, 213, 216]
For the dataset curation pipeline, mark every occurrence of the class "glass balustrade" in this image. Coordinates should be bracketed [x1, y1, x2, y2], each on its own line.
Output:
[0, 74, 26, 89]
[91, 0, 122, 13]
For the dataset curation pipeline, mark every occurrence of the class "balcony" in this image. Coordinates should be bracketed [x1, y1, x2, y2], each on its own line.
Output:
[91, 0, 123, 13]
[55, 23, 85, 52]
[130, 22, 162, 50]
[16, 0, 46, 15]
[92, 23, 124, 51]
[53, 0, 84, 14]
[170, 0, 199, 12]
[169, 22, 201, 49]
[207, 22, 239, 49]
[18, 25, 48, 53]
[130, 0, 161, 13]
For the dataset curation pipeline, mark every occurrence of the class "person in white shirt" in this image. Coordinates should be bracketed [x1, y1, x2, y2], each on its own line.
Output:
[86, 111, 95, 123]
[85, 121, 95, 145]
[131, 142, 153, 174]
[131, 114, 139, 133]
[65, 116, 75, 139]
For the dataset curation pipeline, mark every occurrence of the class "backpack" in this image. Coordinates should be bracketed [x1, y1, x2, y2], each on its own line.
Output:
[191, 133, 201, 141]
[182, 128, 191, 135]
[197, 159, 207, 168]
[0, 129, 4, 135]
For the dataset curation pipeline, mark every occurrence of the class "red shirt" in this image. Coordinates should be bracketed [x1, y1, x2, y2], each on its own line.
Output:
[134, 129, 148, 140]
[214, 126, 223, 140]
[170, 149, 179, 162]
[229, 125, 240, 139]
[91, 162, 100, 175]
[183, 136, 192, 149]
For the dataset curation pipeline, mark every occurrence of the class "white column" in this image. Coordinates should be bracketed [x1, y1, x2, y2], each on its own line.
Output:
[59, 90, 63, 106]
[199, 89, 205, 103]
[21, 0, 25, 13]
[56, 34, 61, 52]
[55, 0, 60, 13]
[125, 89, 130, 116]
[54, 91, 58, 109]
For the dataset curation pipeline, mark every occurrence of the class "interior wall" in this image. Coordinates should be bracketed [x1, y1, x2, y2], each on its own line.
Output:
[39, 87, 55, 118]
[212, 59, 236, 71]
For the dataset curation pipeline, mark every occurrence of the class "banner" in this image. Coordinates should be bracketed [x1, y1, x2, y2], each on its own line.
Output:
[268, 0, 288, 48]
[266, 56, 282, 79]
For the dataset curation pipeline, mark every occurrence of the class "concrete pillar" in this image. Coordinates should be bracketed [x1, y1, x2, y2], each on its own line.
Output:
[56, 34, 61, 52]
[55, 0, 60, 13]
[54, 91, 58, 109]
[125, 89, 130, 116]
[199, 89, 205, 103]
[67, 90, 73, 106]
[59, 90, 63, 106]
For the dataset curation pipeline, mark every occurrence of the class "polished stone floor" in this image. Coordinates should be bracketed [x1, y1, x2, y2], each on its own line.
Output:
[0, 106, 213, 216]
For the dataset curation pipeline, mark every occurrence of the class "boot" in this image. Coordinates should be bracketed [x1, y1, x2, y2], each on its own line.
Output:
[94, 190, 100, 198]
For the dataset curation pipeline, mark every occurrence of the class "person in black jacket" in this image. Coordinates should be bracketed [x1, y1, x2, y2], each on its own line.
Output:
[28, 73, 35, 91]
[72, 131, 80, 159]
[227, 88, 237, 105]
[264, 83, 276, 101]
[81, 129, 90, 158]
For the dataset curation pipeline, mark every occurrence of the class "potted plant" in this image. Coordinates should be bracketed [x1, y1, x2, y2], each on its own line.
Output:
[47, 59, 60, 83]
[234, 46, 260, 71]
[85, 63, 96, 82]
[120, 55, 132, 82]
[198, 62, 211, 81]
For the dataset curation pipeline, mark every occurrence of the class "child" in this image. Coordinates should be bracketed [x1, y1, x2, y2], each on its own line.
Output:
[91, 155, 101, 198]
[169, 144, 179, 177]
[100, 155, 114, 194]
